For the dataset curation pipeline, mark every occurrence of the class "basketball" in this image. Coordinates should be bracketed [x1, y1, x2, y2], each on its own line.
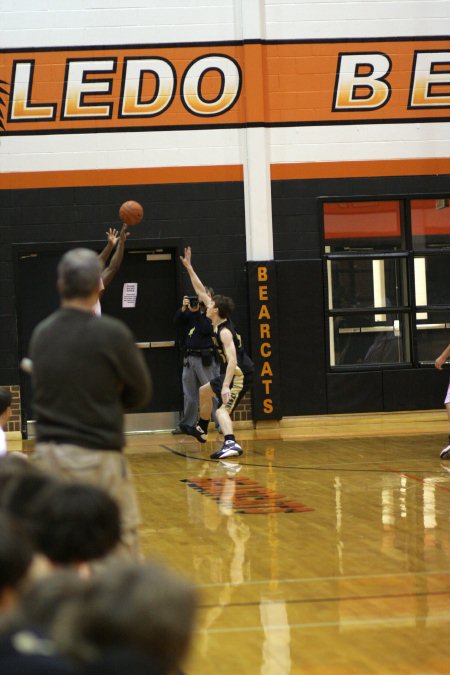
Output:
[119, 200, 144, 226]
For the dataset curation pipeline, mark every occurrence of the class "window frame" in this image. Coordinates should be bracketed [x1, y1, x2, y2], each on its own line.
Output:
[320, 194, 450, 372]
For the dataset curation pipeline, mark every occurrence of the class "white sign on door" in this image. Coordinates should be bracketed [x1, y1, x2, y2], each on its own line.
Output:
[122, 282, 138, 308]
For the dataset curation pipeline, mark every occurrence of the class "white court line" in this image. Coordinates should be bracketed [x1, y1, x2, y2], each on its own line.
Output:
[196, 569, 450, 589]
[196, 614, 450, 634]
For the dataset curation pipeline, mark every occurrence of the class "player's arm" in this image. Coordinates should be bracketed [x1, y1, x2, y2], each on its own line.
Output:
[435, 344, 450, 370]
[98, 228, 119, 265]
[102, 224, 129, 289]
[179, 246, 211, 306]
[220, 328, 237, 405]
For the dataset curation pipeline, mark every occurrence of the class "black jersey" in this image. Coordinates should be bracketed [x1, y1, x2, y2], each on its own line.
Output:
[212, 319, 254, 375]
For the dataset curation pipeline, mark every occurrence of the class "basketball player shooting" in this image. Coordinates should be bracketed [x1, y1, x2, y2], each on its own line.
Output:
[179, 246, 253, 460]
[94, 199, 143, 315]
[94, 224, 129, 315]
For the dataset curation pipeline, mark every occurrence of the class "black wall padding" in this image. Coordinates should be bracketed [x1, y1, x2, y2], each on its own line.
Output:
[383, 368, 448, 412]
[327, 371, 383, 413]
[276, 260, 327, 416]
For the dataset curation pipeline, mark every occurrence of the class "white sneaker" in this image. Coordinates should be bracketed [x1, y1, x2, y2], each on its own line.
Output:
[210, 440, 243, 460]
[440, 444, 450, 460]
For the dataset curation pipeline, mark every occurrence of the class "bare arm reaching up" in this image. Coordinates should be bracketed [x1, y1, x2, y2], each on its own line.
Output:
[98, 227, 119, 265]
[179, 246, 212, 307]
[102, 224, 129, 290]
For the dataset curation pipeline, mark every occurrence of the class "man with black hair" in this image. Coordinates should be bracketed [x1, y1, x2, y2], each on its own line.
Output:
[29, 248, 152, 560]
[28, 482, 121, 574]
[179, 247, 253, 460]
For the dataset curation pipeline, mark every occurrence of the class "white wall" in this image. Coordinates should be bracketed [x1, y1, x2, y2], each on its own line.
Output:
[3, 0, 447, 47]
[265, 0, 450, 40]
[1, 0, 238, 48]
[2, 0, 449, 261]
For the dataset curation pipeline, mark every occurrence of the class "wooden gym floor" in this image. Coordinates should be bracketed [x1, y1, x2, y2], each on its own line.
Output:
[15, 411, 450, 673]
[122, 410, 450, 674]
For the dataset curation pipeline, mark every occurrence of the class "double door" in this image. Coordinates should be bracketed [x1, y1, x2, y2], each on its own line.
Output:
[15, 240, 182, 437]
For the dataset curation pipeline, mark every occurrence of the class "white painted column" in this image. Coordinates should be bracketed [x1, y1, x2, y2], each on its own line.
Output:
[235, 0, 274, 261]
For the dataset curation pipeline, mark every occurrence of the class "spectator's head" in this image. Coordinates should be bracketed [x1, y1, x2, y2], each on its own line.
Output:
[0, 511, 34, 612]
[54, 562, 197, 674]
[0, 471, 59, 520]
[29, 482, 121, 568]
[0, 388, 12, 427]
[4, 569, 87, 634]
[57, 248, 103, 300]
[0, 474, 120, 574]
[0, 569, 83, 674]
[0, 471, 62, 579]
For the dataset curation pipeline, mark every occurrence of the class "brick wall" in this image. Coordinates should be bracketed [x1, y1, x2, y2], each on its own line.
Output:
[4, 385, 20, 434]
[233, 390, 253, 423]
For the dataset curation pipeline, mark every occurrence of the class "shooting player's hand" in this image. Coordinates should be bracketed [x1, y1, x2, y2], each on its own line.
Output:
[106, 228, 119, 246]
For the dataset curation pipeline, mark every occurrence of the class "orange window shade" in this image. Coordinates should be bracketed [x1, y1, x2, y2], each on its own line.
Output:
[411, 199, 450, 236]
[324, 201, 401, 240]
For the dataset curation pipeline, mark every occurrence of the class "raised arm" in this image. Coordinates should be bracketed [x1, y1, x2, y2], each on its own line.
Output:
[98, 227, 119, 265]
[102, 224, 129, 289]
[179, 246, 211, 306]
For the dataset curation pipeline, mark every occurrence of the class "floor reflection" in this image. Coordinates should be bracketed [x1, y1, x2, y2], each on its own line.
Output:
[128, 432, 450, 674]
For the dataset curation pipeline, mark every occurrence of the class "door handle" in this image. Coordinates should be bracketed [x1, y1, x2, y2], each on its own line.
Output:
[136, 340, 176, 349]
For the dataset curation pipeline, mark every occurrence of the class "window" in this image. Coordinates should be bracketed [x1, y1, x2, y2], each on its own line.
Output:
[323, 198, 450, 369]
[411, 199, 450, 364]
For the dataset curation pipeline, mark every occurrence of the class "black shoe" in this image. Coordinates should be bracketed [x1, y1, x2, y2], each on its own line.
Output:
[171, 427, 183, 435]
[183, 424, 207, 444]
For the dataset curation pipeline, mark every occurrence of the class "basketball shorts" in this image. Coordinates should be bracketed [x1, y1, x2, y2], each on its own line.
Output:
[210, 366, 253, 414]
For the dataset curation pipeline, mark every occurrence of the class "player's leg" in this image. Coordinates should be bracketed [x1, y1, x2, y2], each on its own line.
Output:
[184, 382, 215, 443]
[198, 382, 215, 429]
[210, 370, 247, 460]
[215, 405, 233, 436]
[196, 358, 221, 432]
[179, 356, 200, 429]
[210, 405, 243, 460]
[440, 399, 450, 459]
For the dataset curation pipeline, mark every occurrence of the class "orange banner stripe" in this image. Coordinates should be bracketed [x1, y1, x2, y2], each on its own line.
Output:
[271, 157, 450, 180]
[2, 157, 449, 190]
[0, 164, 243, 189]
